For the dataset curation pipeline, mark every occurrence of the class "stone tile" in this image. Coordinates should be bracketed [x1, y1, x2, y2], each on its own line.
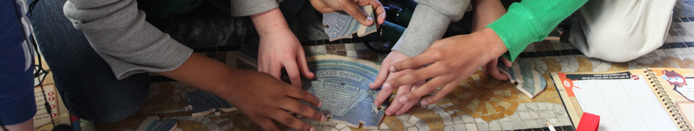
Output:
[441, 113, 454, 125]
[453, 124, 467, 131]
[553, 105, 566, 114]
[500, 121, 515, 130]
[461, 115, 475, 123]
[537, 103, 547, 110]
[314, 45, 327, 53]
[525, 103, 538, 111]
[403, 121, 414, 127]
[398, 114, 412, 122]
[516, 103, 528, 111]
[557, 116, 572, 126]
[336, 123, 347, 129]
[539, 111, 551, 118]
[488, 121, 502, 130]
[476, 123, 490, 131]
[378, 123, 389, 130]
[432, 106, 445, 113]
[339, 127, 351, 131]
[518, 112, 531, 120]
[465, 123, 478, 131]
[331, 128, 339, 131]
[474, 118, 485, 123]
[453, 116, 464, 124]
[407, 127, 418, 131]
[548, 118, 559, 125]
[655, 50, 667, 57]
[529, 111, 540, 119]
[523, 119, 539, 128]
[344, 43, 355, 50]
[408, 116, 421, 124]
[415, 121, 431, 131]
[536, 119, 548, 127]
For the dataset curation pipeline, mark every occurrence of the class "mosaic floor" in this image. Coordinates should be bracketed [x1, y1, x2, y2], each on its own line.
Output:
[47, 0, 694, 130]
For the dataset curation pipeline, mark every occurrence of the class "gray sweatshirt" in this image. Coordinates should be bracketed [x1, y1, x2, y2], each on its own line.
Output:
[63, 0, 280, 79]
[391, 0, 470, 57]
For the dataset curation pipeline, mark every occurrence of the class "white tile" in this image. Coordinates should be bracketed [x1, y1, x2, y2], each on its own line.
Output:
[442, 126, 453, 131]
[500, 121, 515, 130]
[461, 115, 475, 123]
[474, 118, 485, 123]
[344, 43, 356, 50]
[432, 106, 445, 113]
[378, 123, 389, 130]
[536, 119, 548, 127]
[654, 50, 667, 57]
[314, 45, 327, 53]
[516, 104, 528, 111]
[339, 127, 351, 131]
[336, 123, 347, 129]
[408, 116, 421, 124]
[441, 113, 454, 125]
[553, 105, 566, 115]
[452, 116, 464, 124]
[407, 127, 419, 131]
[525, 103, 538, 111]
[475, 123, 490, 131]
[427, 105, 436, 109]
[397, 114, 412, 122]
[403, 121, 414, 127]
[529, 111, 540, 119]
[548, 118, 559, 125]
[464, 123, 478, 131]
[331, 128, 339, 131]
[415, 121, 431, 131]
[557, 116, 572, 126]
[488, 121, 502, 130]
[518, 112, 532, 120]
[537, 103, 547, 110]
[346, 50, 357, 57]
[539, 111, 550, 118]
[453, 125, 467, 131]
[524, 119, 539, 128]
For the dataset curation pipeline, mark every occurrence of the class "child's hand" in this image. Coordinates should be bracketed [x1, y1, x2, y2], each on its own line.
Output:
[257, 28, 314, 87]
[369, 51, 423, 116]
[252, 8, 314, 87]
[219, 69, 326, 131]
[309, 0, 386, 26]
[384, 28, 508, 106]
[482, 57, 512, 80]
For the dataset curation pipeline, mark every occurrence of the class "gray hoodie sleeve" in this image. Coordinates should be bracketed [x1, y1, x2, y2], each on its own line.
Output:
[391, 0, 470, 57]
[63, 0, 193, 79]
[63, 0, 281, 80]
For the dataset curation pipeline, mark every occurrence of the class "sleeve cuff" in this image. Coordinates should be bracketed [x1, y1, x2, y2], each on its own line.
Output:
[391, 4, 452, 57]
[229, 0, 279, 16]
[487, 4, 543, 62]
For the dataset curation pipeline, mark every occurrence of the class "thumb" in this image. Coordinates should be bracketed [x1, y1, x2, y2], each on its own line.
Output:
[338, 0, 373, 26]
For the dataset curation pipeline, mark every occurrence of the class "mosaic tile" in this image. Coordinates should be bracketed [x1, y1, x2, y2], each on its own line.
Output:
[464, 123, 478, 131]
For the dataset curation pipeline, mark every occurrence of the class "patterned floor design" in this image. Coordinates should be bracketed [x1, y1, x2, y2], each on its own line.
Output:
[38, 0, 694, 130]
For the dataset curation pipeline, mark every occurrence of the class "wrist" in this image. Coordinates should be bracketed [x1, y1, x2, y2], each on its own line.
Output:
[477, 28, 508, 57]
[251, 8, 291, 36]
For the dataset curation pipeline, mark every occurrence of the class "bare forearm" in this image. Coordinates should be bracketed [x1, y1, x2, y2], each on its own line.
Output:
[472, 0, 506, 32]
[157, 53, 239, 93]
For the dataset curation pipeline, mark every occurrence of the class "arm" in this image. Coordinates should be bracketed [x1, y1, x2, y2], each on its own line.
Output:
[390, 0, 470, 57]
[487, 0, 588, 61]
[63, 0, 193, 79]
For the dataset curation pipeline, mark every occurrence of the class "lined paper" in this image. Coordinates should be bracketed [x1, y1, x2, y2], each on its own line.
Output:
[572, 76, 678, 131]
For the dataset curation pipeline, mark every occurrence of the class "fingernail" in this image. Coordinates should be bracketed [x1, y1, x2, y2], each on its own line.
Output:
[310, 127, 315, 131]
[398, 96, 408, 103]
[321, 115, 326, 121]
[383, 83, 391, 89]
[318, 102, 322, 107]
[421, 100, 429, 105]
[389, 66, 396, 72]
[366, 17, 374, 24]
[385, 111, 392, 116]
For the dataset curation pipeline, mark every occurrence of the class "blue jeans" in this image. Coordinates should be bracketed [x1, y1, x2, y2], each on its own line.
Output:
[31, 0, 303, 123]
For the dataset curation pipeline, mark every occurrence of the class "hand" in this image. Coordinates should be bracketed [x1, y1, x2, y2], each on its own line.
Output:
[157, 53, 325, 131]
[309, 0, 386, 26]
[252, 8, 314, 87]
[482, 57, 512, 80]
[257, 29, 314, 87]
[220, 69, 326, 131]
[369, 51, 424, 116]
[384, 28, 508, 105]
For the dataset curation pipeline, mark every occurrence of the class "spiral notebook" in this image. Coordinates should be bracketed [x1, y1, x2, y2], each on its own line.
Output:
[550, 68, 693, 131]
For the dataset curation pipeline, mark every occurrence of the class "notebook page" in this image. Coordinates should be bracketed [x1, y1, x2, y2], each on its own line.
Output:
[572, 75, 678, 131]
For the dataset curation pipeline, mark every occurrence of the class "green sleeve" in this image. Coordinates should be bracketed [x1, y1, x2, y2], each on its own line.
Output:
[487, 0, 587, 61]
